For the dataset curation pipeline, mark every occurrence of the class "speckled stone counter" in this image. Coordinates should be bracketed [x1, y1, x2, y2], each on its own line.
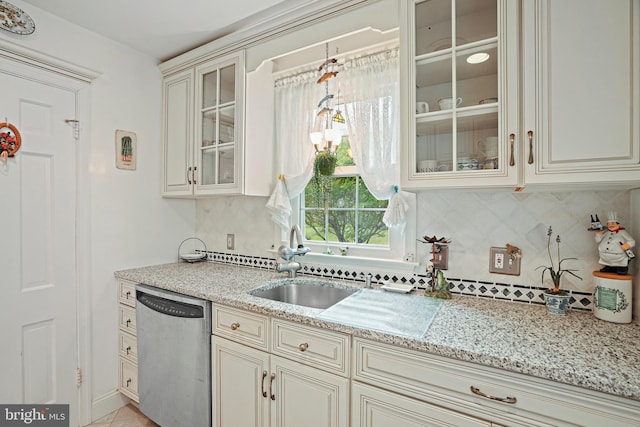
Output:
[115, 261, 640, 402]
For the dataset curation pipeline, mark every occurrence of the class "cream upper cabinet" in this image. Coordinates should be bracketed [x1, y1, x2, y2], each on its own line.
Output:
[401, 0, 520, 189]
[402, 0, 640, 191]
[162, 68, 193, 196]
[162, 51, 246, 197]
[521, 0, 640, 187]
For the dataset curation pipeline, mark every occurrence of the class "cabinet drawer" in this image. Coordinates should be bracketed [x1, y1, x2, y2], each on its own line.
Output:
[119, 358, 139, 402]
[118, 305, 136, 335]
[119, 331, 137, 363]
[213, 305, 269, 350]
[353, 338, 640, 427]
[118, 279, 136, 307]
[272, 319, 349, 377]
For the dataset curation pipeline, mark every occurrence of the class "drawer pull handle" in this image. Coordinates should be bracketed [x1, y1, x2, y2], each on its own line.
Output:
[126, 346, 131, 355]
[470, 386, 517, 404]
[126, 378, 132, 387]
[125, 319, 131, 327]
[509, 133, 515, 166]
[298, 342, 309, 352]
[527, 130, 534, 164]
[230, 322, 240, 330]
[187, 166, 192, 185]
[261, 370, 268, 397]
[269, 373, 276, 401]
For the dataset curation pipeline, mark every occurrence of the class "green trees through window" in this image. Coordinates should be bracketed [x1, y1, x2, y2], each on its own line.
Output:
[301, 137, 389, 246]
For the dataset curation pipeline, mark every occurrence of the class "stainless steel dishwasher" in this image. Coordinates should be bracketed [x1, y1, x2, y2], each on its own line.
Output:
[135, 284, 211, 427]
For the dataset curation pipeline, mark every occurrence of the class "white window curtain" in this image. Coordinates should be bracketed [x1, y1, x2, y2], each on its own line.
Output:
[266, 73, 323, 231]
[266, 48, 408, 231]
[341, 49, 409, 229]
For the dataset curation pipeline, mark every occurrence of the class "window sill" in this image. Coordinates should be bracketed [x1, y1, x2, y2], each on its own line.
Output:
[270, 250, 419, 274]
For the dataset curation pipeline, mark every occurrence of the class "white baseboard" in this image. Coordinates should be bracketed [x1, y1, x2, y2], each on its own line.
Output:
[89, 389, 129, 424]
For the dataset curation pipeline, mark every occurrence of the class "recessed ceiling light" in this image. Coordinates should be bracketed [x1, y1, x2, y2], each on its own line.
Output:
[467, 53, 490, 64]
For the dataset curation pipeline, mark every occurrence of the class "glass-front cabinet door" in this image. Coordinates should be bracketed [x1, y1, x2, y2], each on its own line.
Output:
[401, 0, 519, 188]
[195, 52, 244, 195]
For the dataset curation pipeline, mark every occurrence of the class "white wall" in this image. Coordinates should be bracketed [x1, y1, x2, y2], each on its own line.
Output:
[1, 1, 195, 422]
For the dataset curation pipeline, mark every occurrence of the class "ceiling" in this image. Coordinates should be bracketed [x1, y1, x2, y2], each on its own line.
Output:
[21, 0, 312, 62]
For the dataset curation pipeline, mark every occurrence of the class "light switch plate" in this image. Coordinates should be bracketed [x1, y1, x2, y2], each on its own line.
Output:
[489, 246, 521, 275]
[430, 244, 448, 270]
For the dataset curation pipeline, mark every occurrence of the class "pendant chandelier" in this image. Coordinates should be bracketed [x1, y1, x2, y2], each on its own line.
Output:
[310, 43, 346, 154]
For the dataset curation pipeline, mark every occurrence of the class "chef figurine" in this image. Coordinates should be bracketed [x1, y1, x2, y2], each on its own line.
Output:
[595, 212, 635, 274]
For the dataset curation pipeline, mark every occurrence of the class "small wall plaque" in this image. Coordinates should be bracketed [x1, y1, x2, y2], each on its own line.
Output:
[115, 130, 136, 170]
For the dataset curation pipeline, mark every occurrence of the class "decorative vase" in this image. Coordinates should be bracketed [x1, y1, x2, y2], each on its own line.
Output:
[543, 292, 571, 315]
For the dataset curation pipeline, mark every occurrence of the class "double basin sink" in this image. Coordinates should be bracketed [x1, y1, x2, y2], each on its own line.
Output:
[250, 278, 443, 339]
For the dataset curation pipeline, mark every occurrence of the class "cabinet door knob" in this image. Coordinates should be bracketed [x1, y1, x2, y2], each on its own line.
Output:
[261, 370, 268, 398]
[126, 290, 131, 298]
[126, 346, 131, 355]
[230, 322, 240, 330]
[125, 319, 131, 327]
[269, 373, 276, 401]
[126, 378, 132, 387]
[509, 133, 515, 166]
[527, 131, 534, 164]
[470, 386, 517, 404]
[298, 342, 309, 352]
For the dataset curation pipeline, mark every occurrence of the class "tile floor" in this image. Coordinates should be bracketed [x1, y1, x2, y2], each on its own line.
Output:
[87, 404, 158, 427]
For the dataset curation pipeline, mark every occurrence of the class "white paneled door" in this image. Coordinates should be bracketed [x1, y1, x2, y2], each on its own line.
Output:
[0, 72, 79, 424]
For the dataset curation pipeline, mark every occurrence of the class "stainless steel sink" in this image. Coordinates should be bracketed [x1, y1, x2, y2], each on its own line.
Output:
[251, 279, 359, 309]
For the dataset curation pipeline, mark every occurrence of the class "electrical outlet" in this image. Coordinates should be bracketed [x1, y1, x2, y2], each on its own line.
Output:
[226, 234, 235, 250]
[489, 246, 521, 275]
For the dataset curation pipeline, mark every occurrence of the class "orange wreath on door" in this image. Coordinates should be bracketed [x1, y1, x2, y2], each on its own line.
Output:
[0, 122, 22, 160]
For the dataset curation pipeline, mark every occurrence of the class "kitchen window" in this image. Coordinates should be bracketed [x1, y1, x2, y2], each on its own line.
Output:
[300, 135, 390, 248]
[269, 38, 416, 264]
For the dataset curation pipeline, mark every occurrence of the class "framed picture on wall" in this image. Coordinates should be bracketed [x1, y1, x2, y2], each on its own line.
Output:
[115, 129, 136, 170]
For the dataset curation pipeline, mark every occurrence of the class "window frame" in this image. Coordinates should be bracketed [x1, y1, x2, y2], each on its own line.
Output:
[293, 164, 415, 262]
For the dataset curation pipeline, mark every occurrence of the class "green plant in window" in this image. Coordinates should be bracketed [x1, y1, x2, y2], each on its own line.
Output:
[311, 152, 337, 210]
[314, 151, 337, 176]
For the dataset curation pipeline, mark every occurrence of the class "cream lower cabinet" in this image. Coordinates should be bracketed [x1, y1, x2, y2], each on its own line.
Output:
[353, 337, 640, 427]
[117, 279, 139, 402]
[212, 305, 349, 427]
[352, 381, 489, 427]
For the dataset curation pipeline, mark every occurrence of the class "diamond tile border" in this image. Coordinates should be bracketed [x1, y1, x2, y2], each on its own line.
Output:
[204, 251, 593, 311]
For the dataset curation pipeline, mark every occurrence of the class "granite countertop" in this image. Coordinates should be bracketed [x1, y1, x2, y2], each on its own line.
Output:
[114, 261, 640, 402]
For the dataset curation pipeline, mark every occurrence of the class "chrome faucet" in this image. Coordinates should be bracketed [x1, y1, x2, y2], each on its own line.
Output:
[359, 272, 373, 289]
[276, 225, 310, 278]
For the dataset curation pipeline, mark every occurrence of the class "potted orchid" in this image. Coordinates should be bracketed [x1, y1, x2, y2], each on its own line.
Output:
[537, 226, 582, 315]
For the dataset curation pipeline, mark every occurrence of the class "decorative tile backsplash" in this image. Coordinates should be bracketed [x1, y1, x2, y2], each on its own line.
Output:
[198, 189, 635, 312]
[205, 250, 594, 311]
